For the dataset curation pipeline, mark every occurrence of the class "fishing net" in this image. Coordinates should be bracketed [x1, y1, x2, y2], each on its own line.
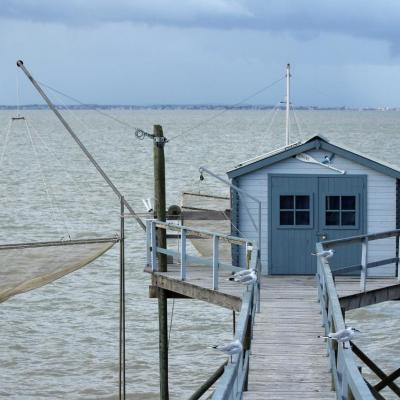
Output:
[181, 192, 232, 262]
[0, 238, 118, 303]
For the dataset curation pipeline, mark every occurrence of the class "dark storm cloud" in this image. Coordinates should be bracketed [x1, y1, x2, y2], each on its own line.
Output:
[0, 0, 400, 43]
[1, 0, 400, 49]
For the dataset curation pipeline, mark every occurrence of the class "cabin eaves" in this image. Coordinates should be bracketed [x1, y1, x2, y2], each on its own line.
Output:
[227, 135, 400, 180]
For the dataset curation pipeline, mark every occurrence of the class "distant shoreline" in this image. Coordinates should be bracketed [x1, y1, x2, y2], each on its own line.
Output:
[0, 104, 398, 111]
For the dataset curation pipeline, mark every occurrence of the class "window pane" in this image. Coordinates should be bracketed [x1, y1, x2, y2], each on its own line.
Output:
[326, 211, 340, 226]
[326, 196, 340, 210]
[342, 196, 356, 210]
[296, 211, 310, 225]
[280, 211, 294, 225]
[342, 211, 356, 226]
[296, 195, 310, 209]
[280, 195, 294, 209]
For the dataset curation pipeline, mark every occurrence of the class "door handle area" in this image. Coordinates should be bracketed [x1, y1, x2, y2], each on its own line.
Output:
[317, 233, 327, 241]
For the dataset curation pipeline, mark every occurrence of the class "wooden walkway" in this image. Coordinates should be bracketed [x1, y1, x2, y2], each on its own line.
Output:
[147, 263, 398, 399]
[244, 276, 335, 400]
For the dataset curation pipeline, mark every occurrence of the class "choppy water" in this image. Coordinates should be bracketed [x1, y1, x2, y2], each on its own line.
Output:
[0, 109, 399, 399]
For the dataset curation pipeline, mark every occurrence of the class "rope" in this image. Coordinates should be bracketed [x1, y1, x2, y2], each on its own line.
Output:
[168, 298, 175, 349]
[26, 117, 110, 216]
[0, 119, 12, 169]
[264, 100, 282, 138]
[37, 80, 149, 134]
[24, 119, 71, 238]
[290, 103, 304, 140]
[168, 75, 286, 141]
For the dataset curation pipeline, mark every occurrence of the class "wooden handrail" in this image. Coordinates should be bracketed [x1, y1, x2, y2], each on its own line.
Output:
[321, 229, 400, 248]
[153, 220, 251, 246]
[188, 361, 228, 400]
[316, 242, 374, 400]
[211, 248, 260, 399]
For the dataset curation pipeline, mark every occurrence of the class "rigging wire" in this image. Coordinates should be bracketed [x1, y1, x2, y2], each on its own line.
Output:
[26, 118, 105, 218]
[36, 80, 150, 134]
[168, 75, 286, 142]
[290, 103, 307, 140]
[168, 298, 175, 349]
[264, 100, 283, 138]
[23, 119, 71, 238]
[0, 120, 12, 169]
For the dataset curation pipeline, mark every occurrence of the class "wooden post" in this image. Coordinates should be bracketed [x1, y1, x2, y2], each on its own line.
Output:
[212, 235, 219, 290]
[153, 124, 169, 400]
[360, 238, 368, 292]
[180, 228, 187, 280]
[396, 234, 400, 280]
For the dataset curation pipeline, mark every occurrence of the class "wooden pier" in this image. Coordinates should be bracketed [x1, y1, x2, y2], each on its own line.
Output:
[146, 222, 400, 400]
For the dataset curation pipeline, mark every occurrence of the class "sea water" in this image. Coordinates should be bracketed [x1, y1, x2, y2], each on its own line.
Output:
[0, 109, 398, 399]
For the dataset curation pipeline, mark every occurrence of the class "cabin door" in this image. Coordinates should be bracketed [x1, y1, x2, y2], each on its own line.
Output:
[270, 175, 366, 275]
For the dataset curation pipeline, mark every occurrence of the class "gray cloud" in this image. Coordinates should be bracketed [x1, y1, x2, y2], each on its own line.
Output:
[2, 0, 400, 49]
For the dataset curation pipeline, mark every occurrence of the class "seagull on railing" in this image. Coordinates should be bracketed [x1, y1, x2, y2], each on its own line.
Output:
[228, 268, 255, 280]
[311, 249, 335, 259]
[211, 339, 243, 362]
[318, 327, 360, 349]
[228, 270, 257, 288]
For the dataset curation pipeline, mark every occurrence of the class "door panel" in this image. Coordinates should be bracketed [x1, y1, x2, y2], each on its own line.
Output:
[270, 175, 366, 275]
[318, 176, 365, 271]
[270, 176, 318, 274]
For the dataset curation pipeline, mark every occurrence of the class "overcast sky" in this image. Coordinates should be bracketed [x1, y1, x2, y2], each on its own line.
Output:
[1, 0, 399, 107]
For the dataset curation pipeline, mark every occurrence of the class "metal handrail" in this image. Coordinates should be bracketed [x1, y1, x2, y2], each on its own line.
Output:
[316, 242, 374, 400]
[212, 248, 260, 400]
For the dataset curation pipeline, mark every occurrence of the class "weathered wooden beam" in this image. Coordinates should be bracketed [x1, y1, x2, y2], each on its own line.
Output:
[182, 210, 230, 220]
[332, 257, 399, 275]
[149, 286, 190, 299]
[151, 272, 242, 312]
[322, 229, 400, 248]
[339, 283, 400, 311]
[351, 342, 400, 396]
[374, 368, 400, 393]
[364, 381, 386, 400]
[154, 124, 169, 400]
[188, 361, 227, 400]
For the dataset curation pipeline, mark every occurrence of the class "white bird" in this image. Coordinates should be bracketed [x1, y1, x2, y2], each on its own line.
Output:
[142, 198, 153, 213]
[229, 270, 257, 287]
[311, 249, 335, 259]
[318, 327, 360, 349]
[228, 269, 254, 281]
[211, 339, 243, 362]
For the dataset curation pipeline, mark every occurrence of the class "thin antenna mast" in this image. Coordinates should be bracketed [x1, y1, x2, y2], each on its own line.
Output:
[285, 63, 291, 146]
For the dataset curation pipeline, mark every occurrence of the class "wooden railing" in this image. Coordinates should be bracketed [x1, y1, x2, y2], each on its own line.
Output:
[317, 230, 400, 399]
[146, 220, 261, 399]
[146, 219, 254, 290]
[211, 246, 260, 400]
[316, 241, 374, 400]
[321, 229, 400, 291]
[316, 230, 400, 399]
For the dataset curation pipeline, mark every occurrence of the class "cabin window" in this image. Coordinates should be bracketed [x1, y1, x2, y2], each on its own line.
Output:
[325, 195, 356, 226]
[280, 195, 311, 226]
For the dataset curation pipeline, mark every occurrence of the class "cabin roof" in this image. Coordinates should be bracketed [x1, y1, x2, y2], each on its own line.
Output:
[227, 134, 400, 179]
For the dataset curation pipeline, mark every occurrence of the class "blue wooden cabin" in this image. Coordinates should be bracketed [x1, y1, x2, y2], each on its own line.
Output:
[228, 135, 400, 276]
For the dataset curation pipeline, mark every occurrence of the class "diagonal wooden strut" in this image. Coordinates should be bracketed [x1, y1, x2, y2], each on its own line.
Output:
[351, 342, 400, 397]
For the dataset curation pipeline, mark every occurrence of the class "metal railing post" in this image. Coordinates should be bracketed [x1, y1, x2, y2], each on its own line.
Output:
[180, 228, 187, 281]
[213, 235, 220, 290]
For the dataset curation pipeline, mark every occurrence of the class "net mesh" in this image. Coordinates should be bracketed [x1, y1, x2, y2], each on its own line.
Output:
[0, 238, 118, 304]
[181, 192, 232, 262]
